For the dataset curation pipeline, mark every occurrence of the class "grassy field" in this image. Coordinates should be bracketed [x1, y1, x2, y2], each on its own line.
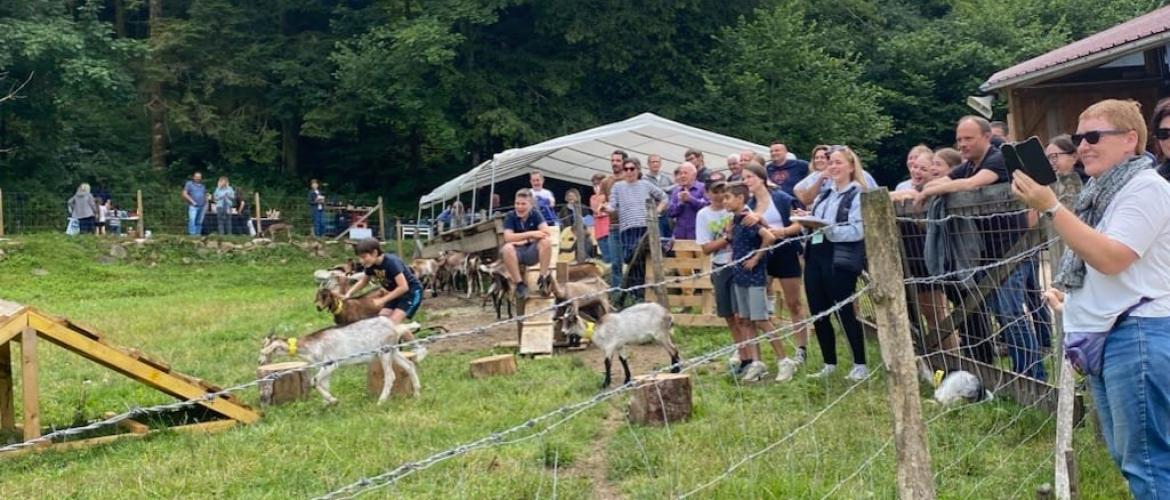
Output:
[0, 235, 1130, 498]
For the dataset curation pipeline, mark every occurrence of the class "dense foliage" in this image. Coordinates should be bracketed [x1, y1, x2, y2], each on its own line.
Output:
[0, 0, 1162, 213]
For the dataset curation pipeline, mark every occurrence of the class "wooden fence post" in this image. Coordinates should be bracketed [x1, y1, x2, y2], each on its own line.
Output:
[136, 190, 144, 237]
[378, 196, 386, 241]
[861, 190, 937, 500]
[21, 327, 39, 442]
[645, 199, 669, 310]
[1050, 174, 1083, 500]
[396, 217, 404, 257]
[0, 187, 5, 237]
[254, 192, 261, 237]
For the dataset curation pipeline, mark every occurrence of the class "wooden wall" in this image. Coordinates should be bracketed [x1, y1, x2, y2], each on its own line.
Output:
[1006, 81, 1163, 145]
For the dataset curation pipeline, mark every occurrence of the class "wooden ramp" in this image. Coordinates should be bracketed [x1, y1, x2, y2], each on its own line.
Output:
[0, 303, 260, 454]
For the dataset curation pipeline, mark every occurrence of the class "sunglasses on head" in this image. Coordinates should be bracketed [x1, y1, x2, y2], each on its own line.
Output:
[1156, 128, 1170, 141]
[1071, 129, 1129, 145]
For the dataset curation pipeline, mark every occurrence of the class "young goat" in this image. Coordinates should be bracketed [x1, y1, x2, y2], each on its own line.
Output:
[410, 258, 439, 298]
[549, 276, 611, 321]
[481, 261, 514, 319]
[314, 283, 385, 326]
[257, 316, 423, 405]
[561, 302, 680, 388]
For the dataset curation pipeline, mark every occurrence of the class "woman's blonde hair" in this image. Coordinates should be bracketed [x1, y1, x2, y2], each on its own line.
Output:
[829, 146, 870, 189]
[1079, 99, 1147, 155]
[76, 183, 90, 195]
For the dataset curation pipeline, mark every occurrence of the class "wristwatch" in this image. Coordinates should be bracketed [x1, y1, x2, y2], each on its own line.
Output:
[1042, 203, 1062, 218]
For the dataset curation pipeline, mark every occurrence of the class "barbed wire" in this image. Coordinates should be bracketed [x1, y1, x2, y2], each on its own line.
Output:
[895, 207, 1033, 224]
[312, 283, 877, 500]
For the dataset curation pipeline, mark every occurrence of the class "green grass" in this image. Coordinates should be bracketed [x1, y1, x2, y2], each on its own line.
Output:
[0, 235, 1130, 498]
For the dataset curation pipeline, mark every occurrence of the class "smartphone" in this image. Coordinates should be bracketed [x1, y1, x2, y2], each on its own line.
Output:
[1004, 136, 1057, 185]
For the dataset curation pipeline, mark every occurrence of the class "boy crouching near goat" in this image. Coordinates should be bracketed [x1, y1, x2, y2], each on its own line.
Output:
[725, 184, 797, 383]
[346, 239, 427, 355]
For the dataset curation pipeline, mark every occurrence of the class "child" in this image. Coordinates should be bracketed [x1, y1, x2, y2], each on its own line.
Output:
[695, 182, 747, 377]
[346, 239, 425, 350]
[97, 199, 111, 236]
[725, 184, 796, 382]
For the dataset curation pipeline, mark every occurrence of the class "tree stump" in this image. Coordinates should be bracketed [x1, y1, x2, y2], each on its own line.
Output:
[366, 351, 418, 399]
[469, 354, 517, 379]
[628, 373, 692, 426]
[257, 362, 312, 406]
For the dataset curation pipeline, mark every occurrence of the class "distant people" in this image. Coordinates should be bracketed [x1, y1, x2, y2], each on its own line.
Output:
[667, 162, 709, 239]
[1150, 97, 1170, 182]
[558, 188, 583, 227]
[686, 149, 721, 187]
[646, 154, 673, 190]
[802, 146, 869, 381]
[990, 120, 1010, 142]
[529, 170, 558, 226]
[1016, 99, 1170, 499]
[500, 189, 553, 301]
[891, 150, 933, 202]
[182, 171, 207, 236]
[67, 183, 98, 234]
[725, 154, 744, 183]
[931, 147, 962, 179]
[489, 193, 502, 215]
[765, 141, 809, 197]
[794, 145, 831, 207]
[590, 173, 611, 263]
[605, 157, 667, 301]
[308, 179, 326, 237]
[450, 200, 466, 228]
[695, 182, 744, 375]
[214, 176, 236, 235]
[97, 198, 111, 236]
[1047, 135, 1089, 183]
[601, 150, 629, 292]
[896, 145, 933, 191]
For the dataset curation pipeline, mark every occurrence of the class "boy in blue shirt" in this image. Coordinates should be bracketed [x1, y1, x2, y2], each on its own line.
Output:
[347, 239, 424, 324]
[725, 184, 797, 382]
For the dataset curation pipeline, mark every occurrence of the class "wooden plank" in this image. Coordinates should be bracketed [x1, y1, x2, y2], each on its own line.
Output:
[64, 318, 106, 341]
[28, 314, 260, 424]
[647, 292, 705, 308]
[862, 190, 936, 499]
[661, 257, 707, 270]
[0, 311, 27, 346]
[128, 348, 172, 373]
[0, 432, 148, 458]
[519, 322, 554, 355]
[101, 412, 150, 435]
[167, 419, 238, 435]
[0, 340, 12, 434]
[671, 240, 702, 253]
[21, 327, 39, 442]
[420, 219, 503, 258]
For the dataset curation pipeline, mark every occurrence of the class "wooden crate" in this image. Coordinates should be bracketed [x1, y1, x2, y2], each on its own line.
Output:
[645, 240, 723, 327]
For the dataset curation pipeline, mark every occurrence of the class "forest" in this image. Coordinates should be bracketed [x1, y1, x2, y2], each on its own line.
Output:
[0, 0, 1162, 213]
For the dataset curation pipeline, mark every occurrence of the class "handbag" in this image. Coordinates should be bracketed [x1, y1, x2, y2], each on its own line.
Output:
[1064, 298, 1151, 376]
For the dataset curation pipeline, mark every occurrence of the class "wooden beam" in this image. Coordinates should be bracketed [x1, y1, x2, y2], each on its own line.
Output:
[0, 310, 28, 346]
[0, 339, 13, 434]
[169, 419, 238, 435]
[1050, 173, 1083, 500]
[21, 326, 39, 442]
[862, 190, 937, 500]
[27, 313, 260, 424]
[136, 189, 144, 236]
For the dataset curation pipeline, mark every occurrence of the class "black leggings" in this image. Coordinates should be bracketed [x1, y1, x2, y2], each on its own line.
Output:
[804, 242, 865, 366]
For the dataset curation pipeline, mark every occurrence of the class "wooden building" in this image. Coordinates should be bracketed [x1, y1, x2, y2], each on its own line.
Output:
[980, 6, 1170, 143]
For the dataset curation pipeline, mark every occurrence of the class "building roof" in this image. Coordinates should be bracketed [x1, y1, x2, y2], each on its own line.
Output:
[981, 5, 1170, 92]
[419, 113, 766, 207]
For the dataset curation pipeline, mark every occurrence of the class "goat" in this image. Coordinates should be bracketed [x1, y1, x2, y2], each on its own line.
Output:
[314, 279, 386, 326]
[566, 261, 609, 282]
[548, 276, 611, 324]
[436, 250, 467, 295]
[411, 258, 439, 297]
[561, 302, 680, 388]
[257, 316, 423, 405]
[926, 368, 993, 406]
[464, 253, 484, 299]
[481, 261, 514, 319]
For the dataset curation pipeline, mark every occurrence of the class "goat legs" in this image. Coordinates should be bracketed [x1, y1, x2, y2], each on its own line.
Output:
[376, 353, 395, 404]
[602, 357, 613, 389]
[393, 351, 421, 397]
[662, 340, 682, 374]
[312, 364, 340, 405]
[619, 355, 633, 385]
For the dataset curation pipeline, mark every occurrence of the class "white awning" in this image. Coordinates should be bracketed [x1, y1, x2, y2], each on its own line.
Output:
[419, 113, 767, 207]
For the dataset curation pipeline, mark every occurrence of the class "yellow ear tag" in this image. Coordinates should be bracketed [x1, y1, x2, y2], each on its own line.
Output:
[932, 369, 945, 388]
[287, 337, 298, 357]
[584, 321, 595, 340]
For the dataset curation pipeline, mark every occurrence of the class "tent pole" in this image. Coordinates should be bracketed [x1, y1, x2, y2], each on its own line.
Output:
[488, 158, 497, 217]
[471, 175, 478, 223]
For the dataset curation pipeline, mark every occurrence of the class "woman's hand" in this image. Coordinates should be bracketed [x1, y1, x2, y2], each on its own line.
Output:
[1012, 171, 1059, 211]
[744, 255, 760, 270]
[1043, 287, 1065, 313]
[793, 208, 810, 217]
[741, 211, 761, 226]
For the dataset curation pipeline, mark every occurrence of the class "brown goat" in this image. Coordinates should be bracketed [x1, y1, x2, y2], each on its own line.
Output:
[314, 283, 386, 326]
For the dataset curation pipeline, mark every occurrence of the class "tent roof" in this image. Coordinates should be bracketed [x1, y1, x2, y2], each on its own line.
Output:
[419, 113, 767, 207]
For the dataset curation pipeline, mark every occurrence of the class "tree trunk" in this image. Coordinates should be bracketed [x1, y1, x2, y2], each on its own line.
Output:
[281, 118, 299, 174]
[147, 0, 166, 171]
[628, 373, 692, 426]
[113, 0, 127, 38]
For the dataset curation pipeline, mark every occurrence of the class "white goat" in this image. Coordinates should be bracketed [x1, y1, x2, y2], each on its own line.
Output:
[561, 302, 680, 388]
[920, 363, 993, 406]
[257, 316, 424, 405]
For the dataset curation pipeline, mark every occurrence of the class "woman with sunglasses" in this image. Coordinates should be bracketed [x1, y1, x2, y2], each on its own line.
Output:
[798, 145, 871, 381]
[1150, 97, 1170, 182]
[1015, 99, 1170, 499]
[794, 145, 830, 208]
[1046, 134, 1089, 183]
[604, 157, 667, 302]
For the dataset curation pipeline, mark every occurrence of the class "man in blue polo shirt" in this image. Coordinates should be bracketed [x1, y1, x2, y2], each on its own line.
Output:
[765, 142, 809, 197]
[500, 189, 552, 300]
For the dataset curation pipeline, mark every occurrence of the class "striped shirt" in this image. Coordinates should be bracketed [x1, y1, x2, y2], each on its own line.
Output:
[609, 179, 666, 233]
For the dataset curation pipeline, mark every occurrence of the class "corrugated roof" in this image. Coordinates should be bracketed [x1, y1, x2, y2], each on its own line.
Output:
[981, 5, 1170, 92]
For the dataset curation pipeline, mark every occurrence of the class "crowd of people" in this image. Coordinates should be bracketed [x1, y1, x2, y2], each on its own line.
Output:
[493, 99, 1170, 498]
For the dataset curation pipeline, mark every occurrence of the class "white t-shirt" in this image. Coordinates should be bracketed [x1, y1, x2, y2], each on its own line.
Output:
[98, 205, 109, 223]
[695, 206, 733, 265]
[530, 188, 556, 207]
[1065, 169, 1170, 331]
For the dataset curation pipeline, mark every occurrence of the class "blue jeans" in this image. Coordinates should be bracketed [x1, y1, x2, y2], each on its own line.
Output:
[607, 232, 623, 291]
[1090, 316, 1170, 499]
[187, 205, 205, 235]
[312, 209, 326, 237]
[597, 235, 612, 264]
[991, 263, 1046, 381]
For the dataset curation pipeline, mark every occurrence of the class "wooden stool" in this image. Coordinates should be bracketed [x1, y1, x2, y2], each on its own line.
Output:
[628, 373, 692, 426]
[257, 361, 312, 406]
[469, 354, 518, 379]
[366, 351, 418, 399]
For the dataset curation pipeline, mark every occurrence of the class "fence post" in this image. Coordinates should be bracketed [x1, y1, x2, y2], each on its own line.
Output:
[861, 189, 937, 500]
[254, 192, 261, 237]
[0, 187, 5, 237]
[378, 196, 386, 241]
[136, 190, 144, 237]
[396, 217, 404, 257]
[1050, 174, 1083, 500]
[645, 199, 669, 310]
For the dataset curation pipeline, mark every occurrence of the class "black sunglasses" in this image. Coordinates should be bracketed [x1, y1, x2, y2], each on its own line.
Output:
[622, 167, 638, 171]
[1156, 128, 1170, 140]
[1071, 129, 1128, 145]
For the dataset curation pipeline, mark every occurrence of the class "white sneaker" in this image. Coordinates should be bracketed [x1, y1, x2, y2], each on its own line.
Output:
[741, 361, 769, 382]
[775, 358, 798, 382]
[846, 364, 869, 381]
[727, 355, 742, 376]
[807, 364, 837, 379]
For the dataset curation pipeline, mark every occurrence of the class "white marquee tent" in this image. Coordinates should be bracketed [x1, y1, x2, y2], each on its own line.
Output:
[417, 113, 769, 213]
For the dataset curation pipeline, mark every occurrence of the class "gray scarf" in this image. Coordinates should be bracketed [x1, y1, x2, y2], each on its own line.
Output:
[1056, 155, 1153, 290]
